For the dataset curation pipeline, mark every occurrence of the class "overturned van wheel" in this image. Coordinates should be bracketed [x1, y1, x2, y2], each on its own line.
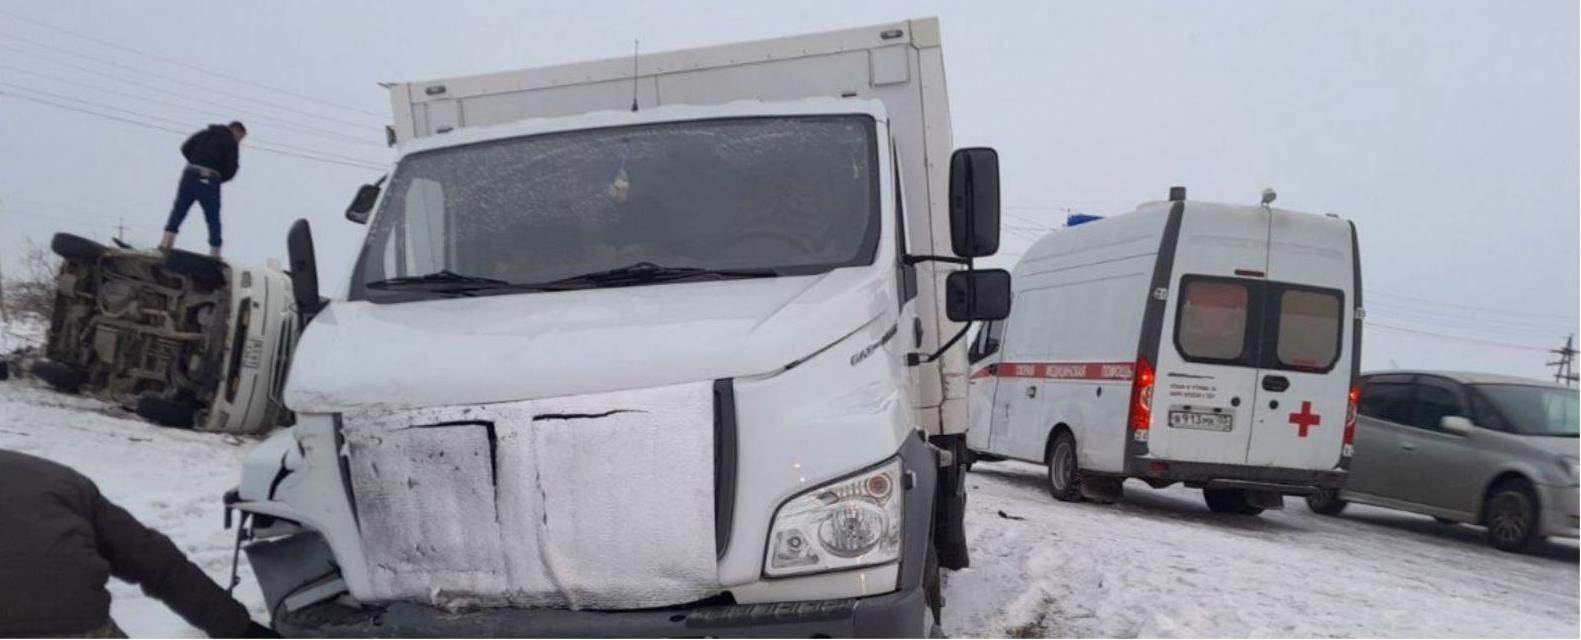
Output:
[32, 360, 87, 392]
[163, 250, 226, 290]
[1305, 488, 1348, 515]
[1204, 488, 1264, 515]
[51, 233, 108, 263]
[1046, 430, 1084, 503]
[135, 395, 198, 428]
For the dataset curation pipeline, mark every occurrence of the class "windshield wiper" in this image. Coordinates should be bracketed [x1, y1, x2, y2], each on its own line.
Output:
[538, 262, 779, 288]
[365, 270, 511, 295]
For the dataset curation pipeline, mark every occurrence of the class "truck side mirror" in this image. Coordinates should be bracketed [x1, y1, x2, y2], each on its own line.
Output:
[345, 179, 384, 224]
[1439, 415, 1474, 435]
[287, 219, 325, 319]
[945, 269, 1011, 322]
[948, 147, 1001, 258]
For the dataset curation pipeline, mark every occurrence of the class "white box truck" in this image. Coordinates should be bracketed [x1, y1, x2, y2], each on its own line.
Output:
[966, 188, 1361, 514]
[225, 18, 1010, 637]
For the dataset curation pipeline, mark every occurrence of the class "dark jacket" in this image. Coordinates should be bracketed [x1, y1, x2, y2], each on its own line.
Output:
[180, 124, 241, 182]
[0, 450, 255, 638]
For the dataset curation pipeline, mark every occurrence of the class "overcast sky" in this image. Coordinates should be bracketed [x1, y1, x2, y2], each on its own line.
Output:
[0, 0, 1576, 379]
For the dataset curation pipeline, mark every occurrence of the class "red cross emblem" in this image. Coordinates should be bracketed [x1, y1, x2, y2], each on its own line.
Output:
[1288, 401, 1321, 438]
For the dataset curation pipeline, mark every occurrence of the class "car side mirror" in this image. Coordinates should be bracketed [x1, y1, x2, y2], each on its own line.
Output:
[287, 219, 325, 319]
[948, 147, 1000, 258]
[345, 180, 384, 224]
[1440, 415, 1474, 435]
[945, 269, 1011, 322]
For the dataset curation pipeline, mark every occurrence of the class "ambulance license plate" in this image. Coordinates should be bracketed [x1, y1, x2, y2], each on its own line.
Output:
[1168, 409, 1233, 432]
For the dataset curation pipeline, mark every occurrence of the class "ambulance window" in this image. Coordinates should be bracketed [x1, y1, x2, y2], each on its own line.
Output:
[1274, 288, 1342, 371]
[1177, 279, 1250, 361]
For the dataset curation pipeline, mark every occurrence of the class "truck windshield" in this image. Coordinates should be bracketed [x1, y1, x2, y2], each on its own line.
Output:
[1474, 384, 1579, 437]
[350, 115, 880, 301]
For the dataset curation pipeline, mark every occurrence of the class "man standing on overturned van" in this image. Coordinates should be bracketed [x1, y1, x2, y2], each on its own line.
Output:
[160, 121, 245, 258]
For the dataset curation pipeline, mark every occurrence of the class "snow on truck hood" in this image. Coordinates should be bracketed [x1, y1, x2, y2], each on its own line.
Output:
[285, 267, 889, 412]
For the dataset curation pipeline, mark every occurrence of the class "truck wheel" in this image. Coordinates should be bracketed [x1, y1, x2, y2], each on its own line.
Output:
[32, 360, 87, 392]
[1046, 430, 1083, 503]
[1204, 488, 1264, 515]
[135, 395, 198, 428]
[1484, 480, 1539, 552]
[1305, 488, 1348, 515]
[51, 233, 108, 263]
[163, 250, 226, 290]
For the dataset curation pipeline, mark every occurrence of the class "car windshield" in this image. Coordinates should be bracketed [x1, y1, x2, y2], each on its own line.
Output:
[1475, 384, 1580, 436]
[350, 115, 880, 301]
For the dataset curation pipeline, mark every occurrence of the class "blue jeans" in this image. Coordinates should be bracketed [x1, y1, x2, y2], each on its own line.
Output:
[165, 167, 222, 248]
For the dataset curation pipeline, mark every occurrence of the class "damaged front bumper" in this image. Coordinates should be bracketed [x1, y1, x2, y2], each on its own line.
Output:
[272, 585, 927, 638]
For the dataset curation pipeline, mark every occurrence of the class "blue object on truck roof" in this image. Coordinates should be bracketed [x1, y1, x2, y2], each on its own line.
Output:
[1066, 213, 1104, 227]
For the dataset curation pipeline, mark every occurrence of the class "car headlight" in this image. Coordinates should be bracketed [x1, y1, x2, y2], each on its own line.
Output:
[764, 458, 903, 577]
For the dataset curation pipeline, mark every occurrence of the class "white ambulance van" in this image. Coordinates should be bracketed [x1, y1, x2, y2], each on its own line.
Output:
[967, 187, 1362, 515]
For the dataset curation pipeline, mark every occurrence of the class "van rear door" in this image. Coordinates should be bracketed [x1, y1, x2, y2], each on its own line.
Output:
[1150, 207, 1270, 465]
[1243, 213, 1353, 470]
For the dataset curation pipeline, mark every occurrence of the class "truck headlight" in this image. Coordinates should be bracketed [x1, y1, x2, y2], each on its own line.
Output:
[764, 458, 902, 577]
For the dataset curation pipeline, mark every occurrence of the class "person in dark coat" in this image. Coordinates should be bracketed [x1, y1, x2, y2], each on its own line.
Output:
[160, 121, 246, 258]
[0, 449, 271, 638]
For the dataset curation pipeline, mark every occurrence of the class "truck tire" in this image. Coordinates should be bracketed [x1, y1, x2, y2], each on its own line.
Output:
[136, 395, 198, 428]
[1204, 488, 1264, 515]
[51, 233, 108, 263]
[32, 360, 87, 392]
[1046, 430, 1083, 503]
[1305, 488, 1348, 515]
[1484, 479, 1539, 552]
[163, 250, 226, 290]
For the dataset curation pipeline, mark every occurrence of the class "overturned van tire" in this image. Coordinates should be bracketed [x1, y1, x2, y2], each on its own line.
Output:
[51, 233, 109, 263]
[1204, 488, 1264, 516]
[32, 360, 87, 392]
[135, 395, 198, 428]
[1046, 430, 1084, 503]
[163, 250, 226, 290]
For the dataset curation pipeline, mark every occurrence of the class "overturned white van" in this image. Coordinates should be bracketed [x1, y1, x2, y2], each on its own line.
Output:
[967, 188, 1362, 514]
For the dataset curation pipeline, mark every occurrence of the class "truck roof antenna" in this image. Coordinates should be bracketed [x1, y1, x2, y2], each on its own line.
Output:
[630, 39, 640, 112]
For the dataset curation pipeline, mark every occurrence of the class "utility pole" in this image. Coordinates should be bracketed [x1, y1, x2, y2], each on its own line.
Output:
[116, 217, 127, 243]
[0, 196, 8, 325]
[1549, 334, 1578, 387]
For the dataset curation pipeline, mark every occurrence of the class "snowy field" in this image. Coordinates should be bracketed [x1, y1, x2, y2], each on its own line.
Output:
[0, 360, 1574, 638]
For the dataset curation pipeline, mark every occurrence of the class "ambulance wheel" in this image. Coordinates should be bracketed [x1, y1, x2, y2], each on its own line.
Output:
[1204, 488, 1264, 515]
[1046, 430, 1083, 503]
[1305, 488, 1348, 515]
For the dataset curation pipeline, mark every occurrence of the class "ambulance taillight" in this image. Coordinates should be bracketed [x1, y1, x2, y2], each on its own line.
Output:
[1342, 384, 1359, 457]
[1128, 355, 1155, 440]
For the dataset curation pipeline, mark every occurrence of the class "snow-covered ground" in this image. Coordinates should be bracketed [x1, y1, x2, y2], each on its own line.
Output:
[0, 351, 1574, 637]
[945, 461, 1578, 638]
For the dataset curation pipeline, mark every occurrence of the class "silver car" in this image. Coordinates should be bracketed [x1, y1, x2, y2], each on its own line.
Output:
[1306, 370, 1578, 551]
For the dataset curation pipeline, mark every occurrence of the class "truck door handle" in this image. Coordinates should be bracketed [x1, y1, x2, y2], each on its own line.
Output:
[1400, 442, 1417, 451]
[1262, 375, 1290, 392]
[1026, 386, 1038, 398]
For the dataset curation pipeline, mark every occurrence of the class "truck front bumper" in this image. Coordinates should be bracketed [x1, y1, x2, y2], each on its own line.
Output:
[274, 584, 928, 638]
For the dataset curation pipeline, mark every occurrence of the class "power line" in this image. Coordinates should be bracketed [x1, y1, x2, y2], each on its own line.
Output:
[1366, 287, 1574, 322]
[0, 62, 385, 148]
[0, 7, 383, 118]
[0, 90, 385, 171]
[0, 30, 377, 130]
[1364, 321, 1552, 352]
[0, 81, 387, 166]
